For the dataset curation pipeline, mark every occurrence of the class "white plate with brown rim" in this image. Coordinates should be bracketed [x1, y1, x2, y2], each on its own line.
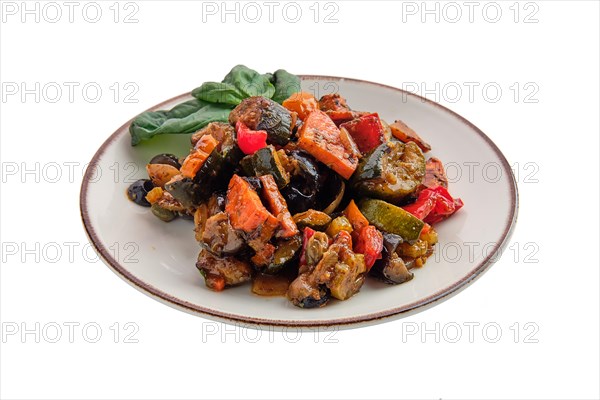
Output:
[80, 75, 518, 329]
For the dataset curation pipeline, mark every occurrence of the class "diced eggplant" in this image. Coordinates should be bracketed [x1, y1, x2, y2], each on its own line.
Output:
[287, 273, 331, 308]
[298, 286, 331, 308]
[372, 252, 414, 285]
[149, 153, 181, 169]
[318, 173, 345, 214]
[194, 150, 239, 199]
[194, 140, 244, 190]
[229, 97, 292, 145]
[239, 155, 255, 176]
[149, 189, 186, 213]
[239, 145, 290, 189]
[266, 235, 302, 274]
[164, 177, 202, 208]
[165, 125, 243, 207]
[201, 212, 245, 256]
[351, 141, 426, 203]
[280, 151, 321, 214]
[242, 176, 263, 192]
[381, 232, 404, 254]
[371, 232, 414, 284]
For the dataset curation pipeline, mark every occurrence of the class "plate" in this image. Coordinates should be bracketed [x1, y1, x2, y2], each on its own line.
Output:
[80, 76, 518, 328]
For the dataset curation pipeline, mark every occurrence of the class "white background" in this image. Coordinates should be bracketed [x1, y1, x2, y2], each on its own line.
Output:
[1, 1, 599, 399]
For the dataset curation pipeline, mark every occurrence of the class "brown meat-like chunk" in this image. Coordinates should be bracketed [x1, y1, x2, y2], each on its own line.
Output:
[287, 273, 329, 308]
[318, 93, 361, 124]
[201, 212, 244, 256]
[229, 96, 292, 146]
[287, 231, 367, 306]
[191, 122, 235, 151]
[196, 248, 252, 291]
[302, 231, 330, 272]
[421, 157, 448, 190]
[389, 120, 431, 153]
[155, 191, 186, 212]
[228, 97, 269, 129]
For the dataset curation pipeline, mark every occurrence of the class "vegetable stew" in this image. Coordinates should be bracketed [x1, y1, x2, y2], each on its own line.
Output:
[127, 66, 464, 308]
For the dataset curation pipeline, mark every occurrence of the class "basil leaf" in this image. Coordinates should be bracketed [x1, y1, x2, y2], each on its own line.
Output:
[129, 99, 232, 146]
[271, 69, 301, 104]
[222, 65, 275, 98]
[130, 66, 300, 146]
[191, 82, 245, 105]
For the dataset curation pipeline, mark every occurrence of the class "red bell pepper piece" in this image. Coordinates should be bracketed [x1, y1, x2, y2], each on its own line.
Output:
[235, 121, 267, 155]
[353, 225, 383, 271]
[340, 113, 385, 154]
[402, 190, 437, 220]
[299, 227, 317, 267]
[403, 186, 463, 224]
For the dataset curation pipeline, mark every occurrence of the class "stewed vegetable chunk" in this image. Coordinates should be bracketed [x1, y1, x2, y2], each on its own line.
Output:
[229, 97, 293, 145]
[298, 110, 359, 180]
[352, 141, 426, 203]
[196, 248, 252, 291]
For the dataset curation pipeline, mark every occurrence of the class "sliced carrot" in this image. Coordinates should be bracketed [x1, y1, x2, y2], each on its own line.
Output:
[205, 274, 225, 292]
[389, 120, 431, 153]
[226, 174, 277, 233]
[297, 110, 359, 180]
[343, 199, 369, 232]
[180, 134, 218, 178]
[282, 92, 319, 121]
[259, 174, 299, 238]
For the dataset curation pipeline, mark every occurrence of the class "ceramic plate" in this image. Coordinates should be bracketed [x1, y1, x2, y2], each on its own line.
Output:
[80, 76, 518, 328]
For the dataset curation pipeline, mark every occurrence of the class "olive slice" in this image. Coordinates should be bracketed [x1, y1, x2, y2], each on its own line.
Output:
[127, 179, 154, 207]
[149, 153, 181, 169]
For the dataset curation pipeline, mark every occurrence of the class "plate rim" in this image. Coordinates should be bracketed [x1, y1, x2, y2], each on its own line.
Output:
[80, 75, 519, 328]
